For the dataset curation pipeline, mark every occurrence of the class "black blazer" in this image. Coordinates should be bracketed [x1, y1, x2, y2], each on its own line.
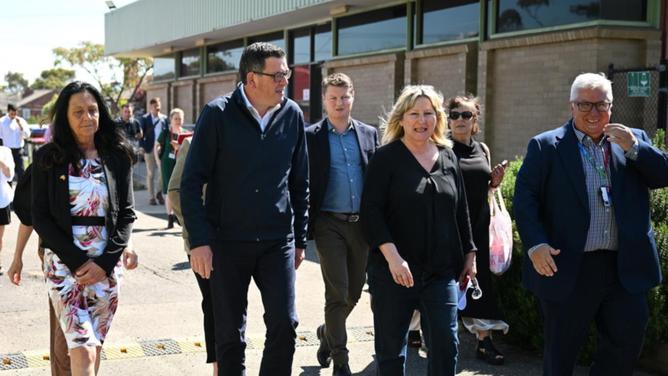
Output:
[139, 113, 167, 153]
[305, 118, 378, 238]
[31, 144, 136, 276]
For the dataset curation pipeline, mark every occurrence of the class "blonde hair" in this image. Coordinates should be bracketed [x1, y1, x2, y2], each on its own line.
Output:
[381, 85, 451, 147]
[169, 108, 184, 119]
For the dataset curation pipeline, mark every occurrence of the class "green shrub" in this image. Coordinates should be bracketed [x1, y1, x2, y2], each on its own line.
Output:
[494, 129, 668, 363]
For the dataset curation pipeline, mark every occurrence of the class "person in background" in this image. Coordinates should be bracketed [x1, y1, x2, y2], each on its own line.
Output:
[31, 81, 136, 376]
[140, 97, 166, 206]
[156, 108, 183, 229]
[0, 103, 30, 180]
[116, 103, 142, 148]
[0, 138, 14, 275]
[168, 134, 218, 375]
[306, 73, 378, 376]
[446, 94, 509, 365]
[361, 85, 476, 375]
[514, 72, 668, 375]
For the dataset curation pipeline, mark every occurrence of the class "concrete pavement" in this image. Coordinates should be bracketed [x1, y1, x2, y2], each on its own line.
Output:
[0, 179, 660, 375]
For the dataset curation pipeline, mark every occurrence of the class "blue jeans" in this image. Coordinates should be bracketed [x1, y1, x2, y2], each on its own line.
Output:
[368, 260, 459, 376]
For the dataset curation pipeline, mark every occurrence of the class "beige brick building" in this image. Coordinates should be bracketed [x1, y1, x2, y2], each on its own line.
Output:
[107, 0, 665, 161]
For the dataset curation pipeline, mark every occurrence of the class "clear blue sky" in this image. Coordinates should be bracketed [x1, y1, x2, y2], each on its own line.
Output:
[0, 0, 136, 85]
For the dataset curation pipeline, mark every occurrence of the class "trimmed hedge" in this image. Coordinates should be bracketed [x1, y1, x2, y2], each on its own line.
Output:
[493, 129, 668, 364]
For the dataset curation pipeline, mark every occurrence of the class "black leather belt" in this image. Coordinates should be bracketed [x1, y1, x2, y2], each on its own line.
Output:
[71, 216, 106, 226]
[323, 211, 360, 223]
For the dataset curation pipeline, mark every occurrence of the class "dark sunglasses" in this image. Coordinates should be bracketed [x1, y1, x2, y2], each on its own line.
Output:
[449, 111, 474, 120]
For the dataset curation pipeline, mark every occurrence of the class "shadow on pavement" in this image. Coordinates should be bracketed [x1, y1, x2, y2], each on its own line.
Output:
[172, 261, 190, 271]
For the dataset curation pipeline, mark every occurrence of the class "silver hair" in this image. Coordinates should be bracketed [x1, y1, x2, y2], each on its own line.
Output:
[569, 73, 613, 102]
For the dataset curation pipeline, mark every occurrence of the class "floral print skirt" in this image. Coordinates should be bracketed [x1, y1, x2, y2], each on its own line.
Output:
[43, 249, 122, 349]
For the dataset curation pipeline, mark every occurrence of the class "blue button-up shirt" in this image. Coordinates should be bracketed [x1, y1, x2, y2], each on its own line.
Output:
[321, 120, 364, 213]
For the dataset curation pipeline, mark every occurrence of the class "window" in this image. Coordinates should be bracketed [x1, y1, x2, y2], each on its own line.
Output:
[153, 55, 175, 81]
[291, 28, 311, 65]
[420, 0, 479, 45]
[337, 6, 407, 56]
[496, 0, 647, 33]
[180, 48, 201, 77]
[314, 23, 332, 61]
[207, 39, 244, 73]
[249, 31, 286, 52]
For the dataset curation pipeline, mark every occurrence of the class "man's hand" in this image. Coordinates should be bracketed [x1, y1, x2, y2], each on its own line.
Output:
[529, 244, 561, 277]
[191, 245, 213, 279]
[458, 252, 477, 288]
[122, 248, 139, 270]
[604, 123, 637, 152]
[7, 258, 23, 286]
[294, 248, 305, 269]
[75, 261, 107, 285]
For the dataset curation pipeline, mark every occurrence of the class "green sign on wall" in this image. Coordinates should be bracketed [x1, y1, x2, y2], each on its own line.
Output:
[627, 71, 651, 97]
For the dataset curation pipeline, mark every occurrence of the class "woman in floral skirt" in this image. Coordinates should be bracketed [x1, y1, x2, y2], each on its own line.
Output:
[31, 81, 136, 375]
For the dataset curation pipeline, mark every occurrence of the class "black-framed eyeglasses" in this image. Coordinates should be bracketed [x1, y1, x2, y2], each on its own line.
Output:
[574, 101, 611, 112]
[252, 69, 292, 83]
[449, 111, 474, 120]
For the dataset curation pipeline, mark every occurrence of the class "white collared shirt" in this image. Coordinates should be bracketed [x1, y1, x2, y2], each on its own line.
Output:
[152, 113, 164, 140]
[0, 115, 30, 148]
[0, 145, 15, 207]
[240, 84, 282, 132]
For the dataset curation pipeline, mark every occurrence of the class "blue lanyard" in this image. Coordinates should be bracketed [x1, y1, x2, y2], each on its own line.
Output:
[577, 142, 610, 182]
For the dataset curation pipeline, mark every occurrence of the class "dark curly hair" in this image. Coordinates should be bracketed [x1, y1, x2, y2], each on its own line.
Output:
[40, 81, 134, 172]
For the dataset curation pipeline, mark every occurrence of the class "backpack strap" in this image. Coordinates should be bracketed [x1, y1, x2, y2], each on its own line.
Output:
[480, 141, 491, 167]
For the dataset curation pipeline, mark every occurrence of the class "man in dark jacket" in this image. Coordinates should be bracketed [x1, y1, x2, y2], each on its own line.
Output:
[180, 42, 308, 376]
[306, 73, 377, 376]
[514, 72, 668, 375]
[139, 97, 167, 205]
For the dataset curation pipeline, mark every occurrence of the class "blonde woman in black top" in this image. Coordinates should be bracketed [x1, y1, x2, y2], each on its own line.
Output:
[361, 85, 476, 376]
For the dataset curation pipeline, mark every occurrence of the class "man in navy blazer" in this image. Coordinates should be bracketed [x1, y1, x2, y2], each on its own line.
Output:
[139, 97, 167, 206]
[305, 73, 378, 376]
[514, 72, 668, 375]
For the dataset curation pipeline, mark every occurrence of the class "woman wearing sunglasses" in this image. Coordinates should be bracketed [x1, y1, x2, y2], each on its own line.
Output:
[446, 94, 509, 365]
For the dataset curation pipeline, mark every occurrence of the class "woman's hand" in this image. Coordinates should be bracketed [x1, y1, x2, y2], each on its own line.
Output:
[388, 255, 414, 288]
[75, 261, 107, 285]
[7, 258, 24, 285]
[122, 248, 139, 270]
[490, 160, 508, 188]
[458, 252, 477, 288]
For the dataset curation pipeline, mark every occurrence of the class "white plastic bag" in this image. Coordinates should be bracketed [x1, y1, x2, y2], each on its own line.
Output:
[489, 188, 513, 275]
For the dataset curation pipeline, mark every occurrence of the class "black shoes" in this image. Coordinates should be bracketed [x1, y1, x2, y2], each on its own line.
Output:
[476, 336, 504, 365]
[167, 214, 175, 229]
[332, 363, 352, 376]
[156, 192, 165, 205]
[316, 324, 331, 368]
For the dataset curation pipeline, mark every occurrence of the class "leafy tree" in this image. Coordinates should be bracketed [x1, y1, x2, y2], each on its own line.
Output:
[30, 67, 75, 90]
[3, 71, 29, 95]
[52, 41, 152, 114]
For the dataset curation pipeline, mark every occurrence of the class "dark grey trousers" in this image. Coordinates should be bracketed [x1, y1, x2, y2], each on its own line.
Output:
[314, 213, 369, 366]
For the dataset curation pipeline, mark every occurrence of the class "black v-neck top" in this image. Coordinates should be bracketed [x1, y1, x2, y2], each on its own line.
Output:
[361, 140, 476, 277]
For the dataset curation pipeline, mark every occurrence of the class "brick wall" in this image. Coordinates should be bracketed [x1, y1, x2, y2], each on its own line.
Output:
[480, 28, 661, 162]
[324, 52, 404, 127]
[172, 81, 195, 124]
[199, 74, 238, 111]
[145, 84, 169, 115]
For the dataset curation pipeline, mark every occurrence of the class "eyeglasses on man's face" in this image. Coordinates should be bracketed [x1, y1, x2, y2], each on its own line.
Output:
[449, 111, 474, 120]
[253, 69, 292, 83]
[573, 101, 611, 112]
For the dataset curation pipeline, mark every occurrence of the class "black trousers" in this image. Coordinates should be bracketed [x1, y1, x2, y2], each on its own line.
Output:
[10, 147, 23, 180]
[540, 250, 648, 376]
[210, 239, 298, 376]
[189, 255, 216, 363]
